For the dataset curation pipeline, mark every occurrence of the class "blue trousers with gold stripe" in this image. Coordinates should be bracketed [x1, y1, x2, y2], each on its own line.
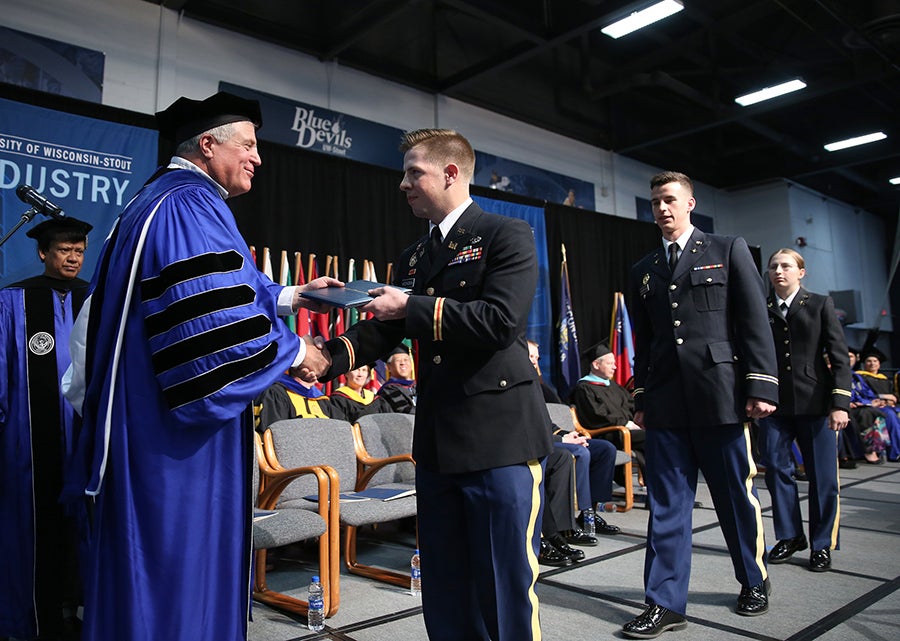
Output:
[643, 424, 767, 615]
[416, 460, 545, 641]
[759, 415, 840, 552]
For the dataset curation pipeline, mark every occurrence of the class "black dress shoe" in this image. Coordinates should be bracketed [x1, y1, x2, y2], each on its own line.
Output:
[736, 578, 770, 616]
[839, 458, 857, 469]
[595, 515, 621, 535]
[769, 535, 808, 563]
[548, 533, 585, 561]
[809, 548, 831, 572]
[622, 604, 687, 639]
[564, 528, 598, 547]
[538, 539, 572, 567]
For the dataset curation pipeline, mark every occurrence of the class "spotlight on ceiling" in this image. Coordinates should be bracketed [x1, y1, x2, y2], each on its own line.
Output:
[601, 0, 684, 39]
[735, 79, 807, 106]
[823, 132, 887, 152]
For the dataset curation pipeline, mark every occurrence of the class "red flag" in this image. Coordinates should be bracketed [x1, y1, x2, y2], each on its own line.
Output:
[308, 254, 331, 394]
[307, 254, 331, 341]
[293, 251, 310, 337]
[609, 291, 635, 388]
[330, 255, 346, 388]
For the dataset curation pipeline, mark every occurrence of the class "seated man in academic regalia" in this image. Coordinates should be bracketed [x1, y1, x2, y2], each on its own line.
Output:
[254, 365, 346, 431]
[375, 345, 417, 413]
[571, 341, 647, 485]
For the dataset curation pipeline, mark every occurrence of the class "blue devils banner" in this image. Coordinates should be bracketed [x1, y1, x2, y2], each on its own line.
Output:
[472, 195, 552, 375]
[610, 291, 635, 388]
[220, 82, 404, 169]
[0, 98, 157, 286]
[558, 245, 581, 400]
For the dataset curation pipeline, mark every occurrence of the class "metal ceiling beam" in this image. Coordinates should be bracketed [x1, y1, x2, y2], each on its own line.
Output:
[439, 0, 548, 44]
[159, 0, 190, 9]
[616, 68, 897, 153]
[438, 0, 650, 93]
[321, 0, 420, 61]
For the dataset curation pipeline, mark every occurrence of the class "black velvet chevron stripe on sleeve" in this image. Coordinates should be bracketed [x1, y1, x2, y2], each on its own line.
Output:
[151, 314, 273, 375]
[144, 284, 256, 338]
[141, 250, 244, 302]
[163, 342, 279, 410]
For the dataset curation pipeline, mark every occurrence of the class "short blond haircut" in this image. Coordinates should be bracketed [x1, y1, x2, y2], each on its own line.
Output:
[400, 128, 475, 181]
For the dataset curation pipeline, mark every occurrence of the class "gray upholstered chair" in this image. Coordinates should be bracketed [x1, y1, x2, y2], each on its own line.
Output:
[263, 418, 418, 588]
[352, 412, 416, 489]
[252, 431, 340, 617]
[544, 402, 634, 512]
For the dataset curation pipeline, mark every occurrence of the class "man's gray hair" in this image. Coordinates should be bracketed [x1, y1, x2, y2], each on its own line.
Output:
[174, 122, 237, 156]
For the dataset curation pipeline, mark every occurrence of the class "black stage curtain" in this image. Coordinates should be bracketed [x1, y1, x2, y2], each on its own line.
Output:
[229, 141, 421, 278]
[543, 203, 660, 389]
[230, 140, 661, 391]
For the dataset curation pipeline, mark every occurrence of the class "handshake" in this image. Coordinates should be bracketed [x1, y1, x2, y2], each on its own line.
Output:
[297, 334, 332, 383]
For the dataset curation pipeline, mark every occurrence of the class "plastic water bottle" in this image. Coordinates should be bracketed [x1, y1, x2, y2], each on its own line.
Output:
[583, 508, 596, 536]
[307, 575, 325, 631]
[410, 548, 422, 596]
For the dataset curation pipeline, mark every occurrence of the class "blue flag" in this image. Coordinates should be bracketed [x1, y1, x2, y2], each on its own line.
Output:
[557, 247, 581, 400]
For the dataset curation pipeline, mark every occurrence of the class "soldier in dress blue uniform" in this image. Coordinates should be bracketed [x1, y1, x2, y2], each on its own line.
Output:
[312, 129, 552, 641]
[759, 248, 850, 572]
[622, 171, 779, 639]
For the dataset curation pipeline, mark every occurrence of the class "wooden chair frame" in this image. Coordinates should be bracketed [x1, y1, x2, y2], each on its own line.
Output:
[347, 420, 418, 588]
[253, 432, 341, 617]
[569, 406, 634, 512]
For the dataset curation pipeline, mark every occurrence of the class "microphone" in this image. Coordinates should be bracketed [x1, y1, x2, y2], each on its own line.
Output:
[16, 184, 65, 219]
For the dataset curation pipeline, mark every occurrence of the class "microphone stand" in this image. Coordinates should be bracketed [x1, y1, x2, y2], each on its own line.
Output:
[0, 206, 42, 250]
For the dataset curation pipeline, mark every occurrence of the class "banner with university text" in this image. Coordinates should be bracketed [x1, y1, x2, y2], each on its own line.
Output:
[0, 98, 158, 286]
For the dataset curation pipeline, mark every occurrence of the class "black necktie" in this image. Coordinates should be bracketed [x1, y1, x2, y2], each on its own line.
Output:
[429, 226, 443, 257]
[668, 243, 679, 274]
[780, 302, 788, 318]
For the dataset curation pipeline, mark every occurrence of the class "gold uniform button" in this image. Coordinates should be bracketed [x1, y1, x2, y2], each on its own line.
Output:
[669, 283, 677, 291]
[671, 302, 678, 309]
[784, 339, 790, 344]
[786, 365, 792, 371]
[426, 287, 435, 296]
[459, 280, 466, 287]
[432, 355, 442, 364]
[675, 338, 683, 345]
[499, 379, 508, 388]
[705, 277, 713, 283]
[673, 320, 681, 327]
[785, 353, 790, 358]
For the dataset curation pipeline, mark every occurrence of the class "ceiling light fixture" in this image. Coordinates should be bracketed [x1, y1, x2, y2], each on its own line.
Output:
[734, 79, 807, 106]
[889, 176, 900, 185]
[823, 132, 887, 152]
[601, 0, 684, 39]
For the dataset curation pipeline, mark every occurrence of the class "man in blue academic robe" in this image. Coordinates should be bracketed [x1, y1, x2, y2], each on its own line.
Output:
[62, 92, 336, 641]
[1, 216, 92, 641]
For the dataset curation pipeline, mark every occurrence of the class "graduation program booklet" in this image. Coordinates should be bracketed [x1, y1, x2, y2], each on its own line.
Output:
[299, 280, 411, 309]
[303, 487, 416, 503]
[253, 509, 278, 522]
